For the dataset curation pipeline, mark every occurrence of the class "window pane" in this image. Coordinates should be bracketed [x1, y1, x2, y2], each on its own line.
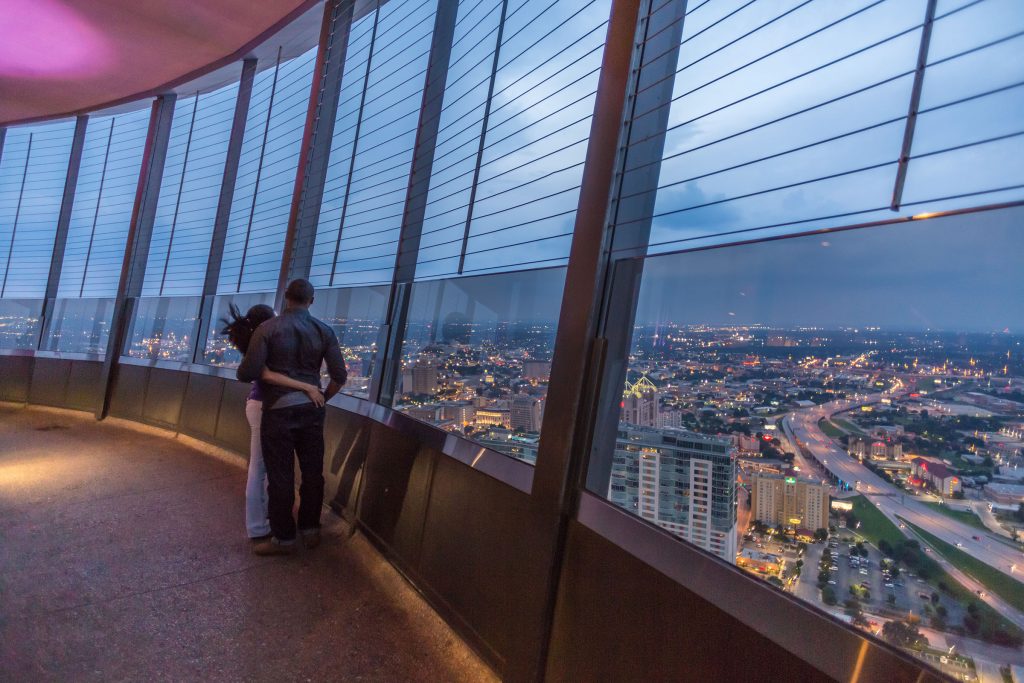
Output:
[42, 297, 116, 354]
[142, 80, 238, 297]
[393, 267, 565, 464]
[219, 48, 316, 294]
[308, 285, 389, 399]
[201, 292, 276, 367]
[58, 107, 150, 297]
[588, 207, 1024, 662]
[457, 0, 611, 275]
[635, 0, 1024, 257]
[124, 296, 202, 362]
[316, 0, 439, 288]
[0, 118, 75, 299]
[0, 298, 42, 350]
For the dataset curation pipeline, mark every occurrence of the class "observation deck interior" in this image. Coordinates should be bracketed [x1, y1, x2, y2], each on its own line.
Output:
[2, 0, 1022, 680]
[0, 403, 493, 682]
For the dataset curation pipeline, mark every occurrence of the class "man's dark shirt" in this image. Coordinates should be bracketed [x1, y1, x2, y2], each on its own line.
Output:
[237, 307, 347, 409]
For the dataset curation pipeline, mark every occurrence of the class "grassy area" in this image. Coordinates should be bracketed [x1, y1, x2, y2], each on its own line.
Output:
[844, 496, 1023, 644]
[849, 495, 905, 548]
[817, 418, 846, 439]
[833, 418, 867, 436]
[902, 520, 1024, 614]
[922, 502, 989, 533]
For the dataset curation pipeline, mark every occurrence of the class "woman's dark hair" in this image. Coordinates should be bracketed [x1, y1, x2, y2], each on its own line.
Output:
[221, 303, 275, 353]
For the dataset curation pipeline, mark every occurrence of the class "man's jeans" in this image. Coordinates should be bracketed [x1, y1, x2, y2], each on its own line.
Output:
[260, 403, 326, 542]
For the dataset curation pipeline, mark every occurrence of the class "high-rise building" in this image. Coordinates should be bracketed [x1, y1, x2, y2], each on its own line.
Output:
[411, 358, 438, 395]
[750, 472, 829, 532]
[621, 375, 660, 427]
[511, 395, 544, 432]
[609, 426, 737, 563]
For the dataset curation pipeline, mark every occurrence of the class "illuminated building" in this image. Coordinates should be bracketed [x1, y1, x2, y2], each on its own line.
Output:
[621, 375, 660, 427]
[750, 472, 829, 532]
[910, 458, 962, 496]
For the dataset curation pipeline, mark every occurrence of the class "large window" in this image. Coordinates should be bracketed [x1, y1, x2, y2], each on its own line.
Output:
[311, 0, 439, 288]
[126, 79, 240, 362]
[219, 47, 316, 295]
[0, 118, 76, 348]
[590, 208, 1024, 664]
[309, 285, 389, 399]
[45, 107, 150, 354]
[583, 0, 1024, 673]
[142, 82, 238, 298]
[392, 267, 565, 463]
[418, 0, 611, 277]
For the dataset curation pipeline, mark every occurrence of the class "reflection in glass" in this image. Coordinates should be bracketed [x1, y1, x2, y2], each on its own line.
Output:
[592, 208, 1024, 663]
[393, 268, 566, 464]
[202, 292, 275, 367]
[0, 299, 43, 350]
[42, 297, 116, 355]
[124, 296, 201, 362]
[309, 285, 388, 399]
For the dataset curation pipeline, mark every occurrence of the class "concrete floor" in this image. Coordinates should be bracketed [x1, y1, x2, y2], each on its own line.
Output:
[0, 404, 496, 683]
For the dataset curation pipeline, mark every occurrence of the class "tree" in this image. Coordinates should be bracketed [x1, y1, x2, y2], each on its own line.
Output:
[879, 539, 893, 556]
[813, 528, 828, 542]
[882, 620, 925, 649]
[822, 585, 838, 606]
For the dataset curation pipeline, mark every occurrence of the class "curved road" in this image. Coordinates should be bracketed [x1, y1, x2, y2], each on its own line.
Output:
[781, 396, 1023, 584]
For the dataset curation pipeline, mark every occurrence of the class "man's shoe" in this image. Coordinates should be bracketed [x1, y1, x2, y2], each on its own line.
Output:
[300, 528, 321, 550]
[253, 537, 296, 556]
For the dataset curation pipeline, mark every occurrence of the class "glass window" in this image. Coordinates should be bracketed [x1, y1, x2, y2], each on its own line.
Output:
[589, 207, 1024, 661]
[312, 0, 439, 288]
[124, 296, 202, 362]
[0, 298, 43, 350]
[57, 107, 150, 298]
[452, 0, 611, 276]
[308, 285, 389, 399]
[0, 119, 76, 299]
[201, 292, 276, 367]
[392, 267, 566, 463]
[218, 47, 317, 294]
[142, 80, 238, 297]
[40, 296, 116, 354]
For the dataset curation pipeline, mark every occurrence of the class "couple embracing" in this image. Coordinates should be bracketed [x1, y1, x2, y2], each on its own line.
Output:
[222, 279, 347, 555]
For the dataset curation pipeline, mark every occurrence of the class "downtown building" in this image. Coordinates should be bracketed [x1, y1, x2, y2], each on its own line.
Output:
[609, 426, 738, 563]
[750, 472, 830, 532]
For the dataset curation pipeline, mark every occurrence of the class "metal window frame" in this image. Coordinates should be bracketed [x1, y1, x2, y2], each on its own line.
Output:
[277, 0, 357, 305]
[192, 59, 258, 365]
[371, 0, 461, 408]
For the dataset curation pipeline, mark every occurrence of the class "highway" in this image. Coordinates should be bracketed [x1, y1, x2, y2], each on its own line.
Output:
[780, 395, 1024, 586]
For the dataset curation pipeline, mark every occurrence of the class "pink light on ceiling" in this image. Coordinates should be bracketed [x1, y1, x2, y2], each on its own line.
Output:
[0, 0, 112, 78]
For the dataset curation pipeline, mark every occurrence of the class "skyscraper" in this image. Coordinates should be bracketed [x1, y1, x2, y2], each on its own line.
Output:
[621, 375, 660, 427]
[609, 426, 737, 563]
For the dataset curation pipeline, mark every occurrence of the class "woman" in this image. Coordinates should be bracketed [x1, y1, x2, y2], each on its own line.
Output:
[221, 304, 324, 543]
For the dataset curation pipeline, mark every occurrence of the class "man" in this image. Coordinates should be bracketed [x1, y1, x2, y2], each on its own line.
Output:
[237, 279, 347, 555]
